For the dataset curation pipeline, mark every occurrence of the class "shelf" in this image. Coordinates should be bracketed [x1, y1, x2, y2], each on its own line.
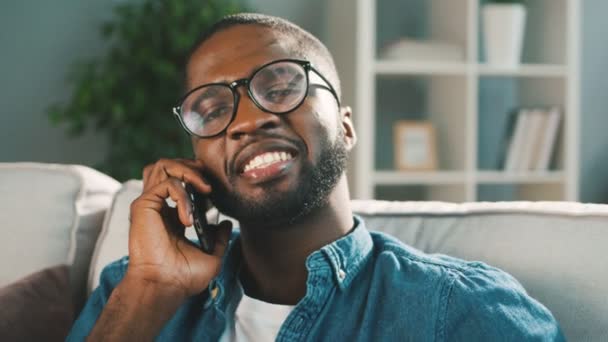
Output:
[375, 61, 468, 76]
[373, 171, 466, 185]
[327, 0, 578, 201]
[477, 64, 567, 77]
[476, 171, 565, 184]
[374, 62, 567, 78]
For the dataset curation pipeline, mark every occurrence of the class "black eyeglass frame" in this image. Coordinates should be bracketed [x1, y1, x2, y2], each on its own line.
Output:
[172, 58, 341, 139]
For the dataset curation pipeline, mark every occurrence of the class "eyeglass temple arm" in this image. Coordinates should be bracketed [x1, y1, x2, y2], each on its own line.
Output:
[310, 66, 341, 107]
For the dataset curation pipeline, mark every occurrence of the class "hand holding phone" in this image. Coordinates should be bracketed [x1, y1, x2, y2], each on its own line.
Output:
[90, 159, 233, 340]
[126, 158, 232, 299]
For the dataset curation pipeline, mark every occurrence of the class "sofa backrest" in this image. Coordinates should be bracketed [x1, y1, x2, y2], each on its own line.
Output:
[352, 200, 608, 342]
[0, 163, 120, 311]
[91, 181, 608, 341]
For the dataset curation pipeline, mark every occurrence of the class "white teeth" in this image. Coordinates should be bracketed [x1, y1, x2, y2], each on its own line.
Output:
[243, 151, 294, 172]
[254, 156, 264, 166]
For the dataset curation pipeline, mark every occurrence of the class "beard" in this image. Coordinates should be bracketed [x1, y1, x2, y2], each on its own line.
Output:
[207, 131, 349, 228]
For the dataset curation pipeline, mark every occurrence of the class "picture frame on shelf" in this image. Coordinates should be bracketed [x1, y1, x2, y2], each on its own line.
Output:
[393, 121, 438, 171]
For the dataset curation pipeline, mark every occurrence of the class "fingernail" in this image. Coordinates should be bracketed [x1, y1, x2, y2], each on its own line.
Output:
[189, 213, 194, 225]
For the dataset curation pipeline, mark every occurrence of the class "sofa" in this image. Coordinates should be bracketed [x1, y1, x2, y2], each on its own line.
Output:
[0, 162, 606, 341]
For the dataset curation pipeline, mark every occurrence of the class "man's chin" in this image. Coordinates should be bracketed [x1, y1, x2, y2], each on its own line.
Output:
[215, 184, 313, 227]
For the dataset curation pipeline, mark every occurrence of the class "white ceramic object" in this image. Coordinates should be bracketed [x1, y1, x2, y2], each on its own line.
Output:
[482, 3, 527, 67]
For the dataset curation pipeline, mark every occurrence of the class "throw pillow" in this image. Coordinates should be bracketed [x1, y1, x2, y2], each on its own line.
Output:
[0, 265, 74, 341]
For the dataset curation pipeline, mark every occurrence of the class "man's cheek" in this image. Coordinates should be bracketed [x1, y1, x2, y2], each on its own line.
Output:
[307, 104, 340, 141]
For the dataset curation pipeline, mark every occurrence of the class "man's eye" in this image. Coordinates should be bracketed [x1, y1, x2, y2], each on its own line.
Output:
[202, 106, 231, 122]
[265, 89, 294, 100]
[200, 106, 232, 124]
[263, 84, 300, 102]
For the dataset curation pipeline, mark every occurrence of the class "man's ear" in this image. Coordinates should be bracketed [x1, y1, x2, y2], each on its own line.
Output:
[340, 106, 357, 151]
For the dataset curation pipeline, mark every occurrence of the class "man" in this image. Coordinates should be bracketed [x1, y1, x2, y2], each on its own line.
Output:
[68, 13, 564, 341]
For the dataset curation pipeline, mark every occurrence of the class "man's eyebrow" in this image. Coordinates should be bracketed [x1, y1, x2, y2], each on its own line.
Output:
[196, 62, 267, 86]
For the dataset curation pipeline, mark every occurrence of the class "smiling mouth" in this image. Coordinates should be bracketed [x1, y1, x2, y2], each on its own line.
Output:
[238, 149, 298, 183]
[242, 151, 294, 173]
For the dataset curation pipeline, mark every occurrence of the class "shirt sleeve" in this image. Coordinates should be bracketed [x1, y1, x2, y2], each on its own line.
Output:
[441, 261, 565, 341]
[66, 257, 129, 341]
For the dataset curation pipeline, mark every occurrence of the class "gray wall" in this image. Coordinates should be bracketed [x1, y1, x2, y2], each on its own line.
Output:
[0, 0, 114, 166]
[1, 0, 607, 202]
[580, 0, 608, 203]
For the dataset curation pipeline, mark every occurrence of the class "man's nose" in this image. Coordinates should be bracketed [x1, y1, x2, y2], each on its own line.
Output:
[226, 91, 281, 140]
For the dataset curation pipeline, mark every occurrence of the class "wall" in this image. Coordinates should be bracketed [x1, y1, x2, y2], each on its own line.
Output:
[579, 0, 608, 203]
[0, 1, 114, 166]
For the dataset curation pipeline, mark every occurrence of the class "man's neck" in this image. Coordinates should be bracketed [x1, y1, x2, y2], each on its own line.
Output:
[237, 177, 353, 305]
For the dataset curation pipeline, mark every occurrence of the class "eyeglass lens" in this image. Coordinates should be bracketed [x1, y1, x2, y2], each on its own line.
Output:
[180, 61, 308, 137]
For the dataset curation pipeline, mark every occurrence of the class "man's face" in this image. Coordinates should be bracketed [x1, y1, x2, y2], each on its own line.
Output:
[186, 25, 355, 227]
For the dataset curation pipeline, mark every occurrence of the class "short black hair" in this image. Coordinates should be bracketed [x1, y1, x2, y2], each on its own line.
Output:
[184, 13, 342, 102]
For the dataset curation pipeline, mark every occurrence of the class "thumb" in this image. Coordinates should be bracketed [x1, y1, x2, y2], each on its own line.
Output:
[212, 220, 233, 257]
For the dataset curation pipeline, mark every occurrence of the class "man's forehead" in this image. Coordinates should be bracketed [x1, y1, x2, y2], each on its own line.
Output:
[186, 26, 302, 88]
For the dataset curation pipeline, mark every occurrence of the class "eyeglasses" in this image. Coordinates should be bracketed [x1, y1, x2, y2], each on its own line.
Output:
[172, 59, 340, 138]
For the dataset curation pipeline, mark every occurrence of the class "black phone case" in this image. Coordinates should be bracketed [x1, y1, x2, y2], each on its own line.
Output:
[185, 184, 216, 254]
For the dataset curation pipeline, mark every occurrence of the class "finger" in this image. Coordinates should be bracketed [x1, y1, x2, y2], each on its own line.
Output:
[140, 178, 194, 227]
[160, 205, 186, 237]
[212, 220, 233, 258]
[147, 158, 172, 190]
[142, 163, 152, 189]
[145, 159, 211, 195]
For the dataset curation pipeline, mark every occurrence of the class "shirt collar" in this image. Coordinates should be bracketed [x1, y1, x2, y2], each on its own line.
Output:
[211, 215, 373, 299]
[305, 215, 373, 290]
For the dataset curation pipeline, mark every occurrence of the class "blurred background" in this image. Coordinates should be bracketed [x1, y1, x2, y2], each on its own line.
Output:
[1, 0, 607, 203]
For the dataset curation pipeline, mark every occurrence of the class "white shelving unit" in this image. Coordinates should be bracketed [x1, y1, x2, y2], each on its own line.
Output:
[328, 0, 580, 202]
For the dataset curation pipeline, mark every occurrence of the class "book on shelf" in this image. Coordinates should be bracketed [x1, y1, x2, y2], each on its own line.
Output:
[519, 109, 546, 170]
[528, 110, 550, 170]
[535, 107, 562, 171]
[501, 107, 562, 172]
[498, 109, 521, 170]
[503, 108, 530, 171]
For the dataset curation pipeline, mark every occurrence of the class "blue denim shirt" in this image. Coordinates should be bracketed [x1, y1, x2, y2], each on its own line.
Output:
[68, 216, 564, 341]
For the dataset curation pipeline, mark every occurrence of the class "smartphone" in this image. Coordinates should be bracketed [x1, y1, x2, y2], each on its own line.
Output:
[185, 184, 217, 254]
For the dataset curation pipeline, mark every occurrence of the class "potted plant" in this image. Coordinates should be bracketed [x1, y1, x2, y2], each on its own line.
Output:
[48, 0, 246, 181]
[482, 0, 526, 67]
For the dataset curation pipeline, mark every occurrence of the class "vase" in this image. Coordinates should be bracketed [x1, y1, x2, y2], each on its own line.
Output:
[482, 3, 527, 67]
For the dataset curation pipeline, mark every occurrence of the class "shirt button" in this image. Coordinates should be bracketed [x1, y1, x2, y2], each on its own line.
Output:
[210, 285, 219, 299]
[338, 269, 346, 280]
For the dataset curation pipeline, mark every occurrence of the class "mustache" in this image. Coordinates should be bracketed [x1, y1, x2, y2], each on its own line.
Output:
[227, 132, 307, 176]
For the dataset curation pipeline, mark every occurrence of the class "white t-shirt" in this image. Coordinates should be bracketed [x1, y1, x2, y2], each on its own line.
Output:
[219, 289, 295, 341]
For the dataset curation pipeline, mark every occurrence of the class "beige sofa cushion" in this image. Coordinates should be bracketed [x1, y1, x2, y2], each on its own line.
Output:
[88, 180, 140, 293]
[0, 162, 120, 310]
